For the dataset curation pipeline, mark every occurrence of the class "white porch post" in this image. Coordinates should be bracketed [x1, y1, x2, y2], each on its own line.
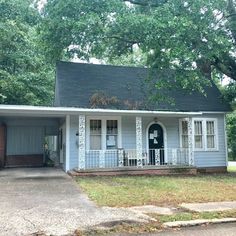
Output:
[99, 150, 105, 168]
[65, 115, 70, 172]
[188, 117, 194, 166]
[136, 116, 143, 167]
[78, 115, 86, 170]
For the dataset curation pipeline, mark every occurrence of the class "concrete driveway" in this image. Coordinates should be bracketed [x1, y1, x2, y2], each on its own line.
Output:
[0, 168, 148, 236]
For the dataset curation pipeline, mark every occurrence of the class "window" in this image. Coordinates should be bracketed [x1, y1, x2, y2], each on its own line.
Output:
[106, 120, 118, 149]
[179, 118, 218, 151]
[193, 119, 217, 151]
[88, 117, 121, 150]
[180, 120, 189, 148]
[206, 121, 215, 149]
[90, 120, 102, 150]
[194, 121, 203, 149]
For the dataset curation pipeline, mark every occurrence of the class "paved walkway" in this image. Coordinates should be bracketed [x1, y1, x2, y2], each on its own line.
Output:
[117, 222, 236, 236]
[180, 202, 236, 212]
[0, 168, 150, 236]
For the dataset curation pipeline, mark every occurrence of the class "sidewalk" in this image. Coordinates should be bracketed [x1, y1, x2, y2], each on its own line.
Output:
[162, 201, 236, 229]
[180, 201, 236, 212]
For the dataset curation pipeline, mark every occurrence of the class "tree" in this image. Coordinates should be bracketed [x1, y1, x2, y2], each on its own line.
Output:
[40, 0, 236, 89]
[0, 0, 54, 105]
[227, 111, 236, 160]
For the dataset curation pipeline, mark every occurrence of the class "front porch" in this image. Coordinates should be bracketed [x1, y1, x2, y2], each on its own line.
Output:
[73, 113, 196, 172]
[83, 148, 191, 169]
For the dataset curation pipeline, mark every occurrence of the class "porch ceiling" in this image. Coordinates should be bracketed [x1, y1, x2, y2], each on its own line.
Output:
[0, 105, 205, 118]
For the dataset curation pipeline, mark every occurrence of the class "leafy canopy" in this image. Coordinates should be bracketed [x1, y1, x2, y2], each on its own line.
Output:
[40, 0, 236, 85]
[0, 0, 54, 105]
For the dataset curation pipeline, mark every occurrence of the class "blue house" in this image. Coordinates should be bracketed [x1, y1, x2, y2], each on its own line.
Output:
[0, 61, 231, 174]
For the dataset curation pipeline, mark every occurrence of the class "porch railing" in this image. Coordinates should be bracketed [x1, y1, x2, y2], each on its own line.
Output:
[84, 148, 191, 170]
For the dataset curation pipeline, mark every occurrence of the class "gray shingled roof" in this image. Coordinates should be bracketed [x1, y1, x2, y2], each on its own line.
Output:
[54, 61, 231, 112]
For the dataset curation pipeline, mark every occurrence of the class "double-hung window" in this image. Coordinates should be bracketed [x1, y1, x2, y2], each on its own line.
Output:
[194, 120, 203, 149]
[179, 120, 189, 148]
[90, 120, 102, 150]
[206, 120, 216, 149]
[106, 120, 118, 149]
[88, 117, 120, 150]
[179, 118, 218, 151]
[193, 119, 217, 151]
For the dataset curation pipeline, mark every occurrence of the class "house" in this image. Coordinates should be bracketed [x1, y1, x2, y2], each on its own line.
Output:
[0, 61, 231, 174]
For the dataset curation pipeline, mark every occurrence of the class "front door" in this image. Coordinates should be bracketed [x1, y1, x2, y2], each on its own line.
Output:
[148, 123, 164, 165]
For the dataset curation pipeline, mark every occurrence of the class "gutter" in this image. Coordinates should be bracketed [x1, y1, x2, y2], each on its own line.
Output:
[0, 105, 203, 117]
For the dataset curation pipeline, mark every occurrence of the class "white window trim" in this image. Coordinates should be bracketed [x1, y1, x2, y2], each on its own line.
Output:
[192, 118, 218, 152]
[86, 116, 122, 150]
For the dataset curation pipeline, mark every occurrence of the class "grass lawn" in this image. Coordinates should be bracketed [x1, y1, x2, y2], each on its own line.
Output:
[76, 174, 236, 207]
[228, 166, 236, 172]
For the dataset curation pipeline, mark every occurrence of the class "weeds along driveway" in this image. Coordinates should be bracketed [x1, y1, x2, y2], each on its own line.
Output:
[0, 168, 148, 236]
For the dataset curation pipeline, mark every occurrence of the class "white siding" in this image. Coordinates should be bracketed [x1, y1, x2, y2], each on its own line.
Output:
[121, 116, 180, 150]
[193, 114, 227, 167]
[69, 113, 227, 170]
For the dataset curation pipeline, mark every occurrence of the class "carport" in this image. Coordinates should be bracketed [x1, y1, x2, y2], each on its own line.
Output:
[0, 105, 67, 169]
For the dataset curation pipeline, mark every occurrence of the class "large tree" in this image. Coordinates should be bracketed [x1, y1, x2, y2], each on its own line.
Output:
[40, 0, 236, 87]
[0, 0, 54, 105]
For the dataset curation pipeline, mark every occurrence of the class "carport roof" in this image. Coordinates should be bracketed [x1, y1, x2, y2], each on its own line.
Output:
[0, 104, 206, 117]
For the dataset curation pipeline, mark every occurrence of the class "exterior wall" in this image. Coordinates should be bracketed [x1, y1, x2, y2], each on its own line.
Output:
[193, 113, 227, 167]
[68, 113, 227, 170]
[4, 118, 59, 156]
[7, 126, 44, 155]
[121, 116, 180, 150]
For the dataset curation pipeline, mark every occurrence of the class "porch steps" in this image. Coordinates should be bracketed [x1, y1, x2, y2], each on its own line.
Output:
[69, 166, 197, 176]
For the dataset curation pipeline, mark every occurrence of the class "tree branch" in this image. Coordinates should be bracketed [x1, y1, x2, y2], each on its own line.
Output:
[213, 55, 236, 81]
[123, 0, 168, 7]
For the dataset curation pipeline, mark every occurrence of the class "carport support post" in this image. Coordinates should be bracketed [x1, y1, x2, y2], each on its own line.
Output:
[65, 115, 70, 172]
[136, 116, 143, 167]
[78, 115, 86, 170]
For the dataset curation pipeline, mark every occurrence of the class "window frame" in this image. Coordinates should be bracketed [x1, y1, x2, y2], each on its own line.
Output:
[89, 119, 102, 150]
[86, 116, 122, 150]
[192, 118, 218, 152]
[193, 120, 204, 150]
[179, 118, 189, 149]
[179, 118, 218, 152]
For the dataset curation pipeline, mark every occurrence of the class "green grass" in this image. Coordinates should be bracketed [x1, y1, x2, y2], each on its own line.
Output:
[76, 174, 236, 207]
[228, 166, 236, 172]
[155, 210, 236, 223]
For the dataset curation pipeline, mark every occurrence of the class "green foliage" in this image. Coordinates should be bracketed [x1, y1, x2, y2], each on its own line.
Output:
[0, 0, 54, 105]
[224, 82, 236, 108]
[40, 0, 236, 95]
[1, 0, 236, 107]
[227, 111, 236, 160]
